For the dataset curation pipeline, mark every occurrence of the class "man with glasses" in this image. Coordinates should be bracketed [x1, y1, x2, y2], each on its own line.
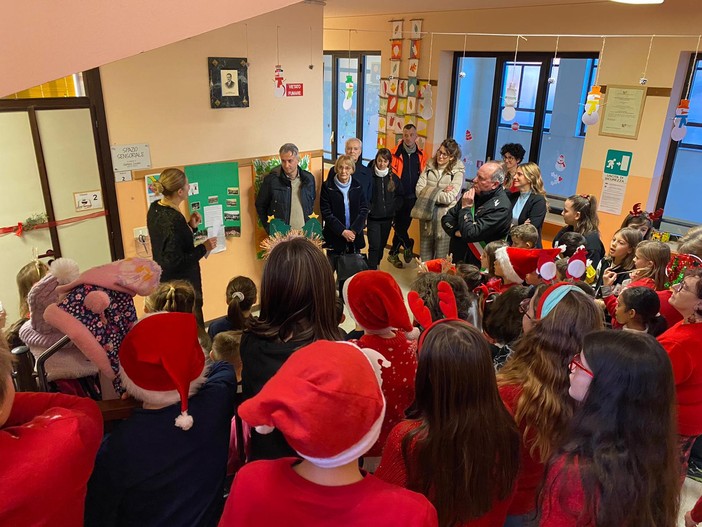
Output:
[441, 161, 512, 267]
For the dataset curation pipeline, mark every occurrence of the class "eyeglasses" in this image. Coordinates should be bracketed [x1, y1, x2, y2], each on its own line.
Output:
[502, 154, 516, 162]
[673, 281, 694, 294]
[519, 298, 532, 319]
[569, 353, 594, 378]
[437, 150, 450, 158]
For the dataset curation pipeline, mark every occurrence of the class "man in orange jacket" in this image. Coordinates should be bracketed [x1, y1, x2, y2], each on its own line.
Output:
[388, 124, 427, 268]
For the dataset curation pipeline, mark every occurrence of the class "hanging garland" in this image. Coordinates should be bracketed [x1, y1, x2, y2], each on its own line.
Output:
[0, 210, 107, 237]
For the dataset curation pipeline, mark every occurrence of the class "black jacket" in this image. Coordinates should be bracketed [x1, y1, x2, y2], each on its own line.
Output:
[367, 163, 403, 221]
[319, 177, 369, 253]
[255, 166, 316, 233]
[442, 186, 512, 265]
[327, 161, 373, 204]
[147, 201, 206, 292]
[240, 332, 312, 461]
[507, 191, 547, 247]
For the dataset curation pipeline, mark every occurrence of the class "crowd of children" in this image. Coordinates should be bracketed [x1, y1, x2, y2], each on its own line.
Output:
[3, 196, 702, 526]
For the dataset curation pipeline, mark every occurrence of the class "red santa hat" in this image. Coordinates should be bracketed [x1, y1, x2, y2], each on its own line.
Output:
[495, 247, 563, 285]
[343, 270, 413, 333]
[566, 246, 588, 280]
[238, 340, 388, 468]
[118, 312, 207, 430]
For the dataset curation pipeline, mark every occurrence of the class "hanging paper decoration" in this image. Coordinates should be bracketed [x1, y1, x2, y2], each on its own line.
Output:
[391, 40, 403, 60]
[502, 82, 518, 121]
[397, 98, 407, 117]
[398, 79, 408, 97]
[390, 61, 400, 79]
[407, 97, 417, 114]
[391, 20, 403, 39]
[410, 19, 423, 39]
[410, 39, 421, 59]
[671, 99, 690, 142]
[582, 37, 606, 126]
[421, 84, 434, 120]
[408, 59, 419, 78]
[671, 36, 699, 142]
[555, 154, 567, 172]
[581, 85, 602, 126]
[465, 130, 473, 141]
[380, 79, 388, 98]
[342, 74, 354, 110]
[377, 132, 387, 149]
[274, 64, 285, 98]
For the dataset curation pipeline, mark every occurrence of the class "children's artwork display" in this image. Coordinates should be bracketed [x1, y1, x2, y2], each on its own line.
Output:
[185, 162, 240, 242]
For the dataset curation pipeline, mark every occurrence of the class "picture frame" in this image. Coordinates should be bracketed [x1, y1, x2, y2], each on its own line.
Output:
[208, 57, 249, 109]
[598, 85, 647, 140]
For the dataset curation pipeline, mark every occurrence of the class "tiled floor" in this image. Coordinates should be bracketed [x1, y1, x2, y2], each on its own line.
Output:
[343, 253, 702, 525]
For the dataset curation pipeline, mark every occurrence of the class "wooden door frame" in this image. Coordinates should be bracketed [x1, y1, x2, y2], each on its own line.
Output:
[0, 68, 124, 260]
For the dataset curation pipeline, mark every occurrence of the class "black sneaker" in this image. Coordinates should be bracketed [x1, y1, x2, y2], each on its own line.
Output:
[403, 239, 415, 263]
[387, 253, 403, 269]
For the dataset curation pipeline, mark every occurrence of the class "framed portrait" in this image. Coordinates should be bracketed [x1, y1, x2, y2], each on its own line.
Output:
[208, 57, 249, 109]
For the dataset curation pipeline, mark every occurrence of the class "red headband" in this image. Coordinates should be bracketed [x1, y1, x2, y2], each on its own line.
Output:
[408, 280, 470, 349]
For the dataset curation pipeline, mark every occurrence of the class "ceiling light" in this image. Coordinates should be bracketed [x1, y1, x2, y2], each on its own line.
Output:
[610, 0, 664, 4]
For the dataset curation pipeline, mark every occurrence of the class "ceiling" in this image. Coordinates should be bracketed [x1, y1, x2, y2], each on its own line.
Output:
[323, 0, 606, 18]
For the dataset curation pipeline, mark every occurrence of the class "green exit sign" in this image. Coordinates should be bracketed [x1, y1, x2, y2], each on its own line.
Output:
[604, 149, 633, 177]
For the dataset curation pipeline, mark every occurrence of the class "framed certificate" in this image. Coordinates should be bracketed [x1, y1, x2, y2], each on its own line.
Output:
[599, 85, 647, 140]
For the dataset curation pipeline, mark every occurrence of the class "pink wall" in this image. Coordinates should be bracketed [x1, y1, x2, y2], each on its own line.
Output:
[0, 0, 299, 96]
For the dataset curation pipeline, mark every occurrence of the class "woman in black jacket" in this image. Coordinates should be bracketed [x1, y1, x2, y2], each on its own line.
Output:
[366, 148, 403, 269]
[147, 168, 216, 327]
[320, 155, 369, 275]
[508, 162, 548, 247]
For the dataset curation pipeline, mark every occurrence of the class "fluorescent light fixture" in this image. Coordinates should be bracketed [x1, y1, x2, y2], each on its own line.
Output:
[611, 0, 664, 4]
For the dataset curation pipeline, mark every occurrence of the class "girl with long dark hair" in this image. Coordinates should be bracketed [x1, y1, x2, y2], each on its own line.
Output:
[540, 330, 679, 526]
[241, 236, 341, 461]
[376, 321, 520, 527]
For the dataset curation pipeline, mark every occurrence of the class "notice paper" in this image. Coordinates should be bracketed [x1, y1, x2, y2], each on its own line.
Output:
[599, 173, 627, 215]
[207, 224, 226, 255]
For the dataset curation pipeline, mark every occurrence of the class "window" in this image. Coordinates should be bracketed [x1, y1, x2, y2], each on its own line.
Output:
[323, 52, 381, 164]
[449, 52, 599, 201]
[657, 57, 702, 230]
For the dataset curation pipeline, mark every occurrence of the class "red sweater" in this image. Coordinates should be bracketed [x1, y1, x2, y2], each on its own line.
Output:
[657, 321, 702, 436]
[539, 455, 592, 526]
[499, 383, 545, 515]
[219, 457, 438, 527]
[0, 392, 102, 526]
[376, 420, 513, 527]
[351, 332, 418, 456]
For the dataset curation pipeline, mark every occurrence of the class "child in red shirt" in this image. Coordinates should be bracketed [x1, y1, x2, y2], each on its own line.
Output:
[219, 340, 437, 527]
[0, 335, 102, 526]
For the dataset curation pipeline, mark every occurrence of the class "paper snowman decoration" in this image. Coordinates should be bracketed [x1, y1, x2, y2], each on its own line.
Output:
[343, 74, 354, 111]
[502, 83, 518, 121]
[581, 85, 602, 126]
[274, 65, 285, 98]
[671, 99, 690, 142]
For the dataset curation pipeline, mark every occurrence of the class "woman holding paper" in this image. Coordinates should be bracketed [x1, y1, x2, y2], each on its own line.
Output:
[147, 168, 216, 328]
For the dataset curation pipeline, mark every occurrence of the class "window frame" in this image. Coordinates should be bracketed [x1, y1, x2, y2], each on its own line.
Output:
[447, 50, 600, 205]
[656, 55, 702, 231]
[323, 50, 381, 164]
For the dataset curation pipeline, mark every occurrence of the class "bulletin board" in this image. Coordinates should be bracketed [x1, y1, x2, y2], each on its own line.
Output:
[185, 162, 241, 238]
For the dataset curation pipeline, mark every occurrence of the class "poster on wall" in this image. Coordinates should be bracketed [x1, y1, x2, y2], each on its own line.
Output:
[185, 162, 241, 239]
[599, 85, 647, 140]
[145, 173, 163, 204]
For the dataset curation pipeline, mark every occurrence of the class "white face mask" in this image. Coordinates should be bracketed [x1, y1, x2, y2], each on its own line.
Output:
[374, 166, 389, 177]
